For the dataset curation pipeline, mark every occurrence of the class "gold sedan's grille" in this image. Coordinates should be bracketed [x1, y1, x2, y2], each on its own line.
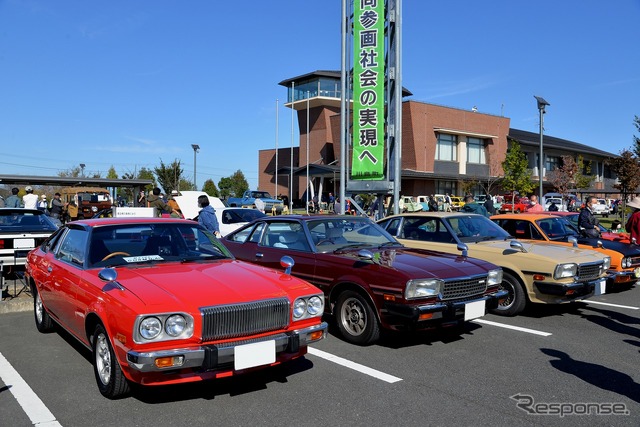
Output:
[200, 298, 290, 341]
[442, 275, 488, 301]
[577, 262, 604, 281]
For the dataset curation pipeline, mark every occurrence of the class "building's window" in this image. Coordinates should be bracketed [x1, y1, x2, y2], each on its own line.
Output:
[436, 180, 458, 195]
[467, 137, 486, 164]
[546, 156, 561, 172]
[436, 134, 457, 161]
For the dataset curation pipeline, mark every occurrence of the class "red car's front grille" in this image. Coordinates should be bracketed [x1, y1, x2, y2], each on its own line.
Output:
[200, 298, 290, 341]
[442, 275, 488, 301]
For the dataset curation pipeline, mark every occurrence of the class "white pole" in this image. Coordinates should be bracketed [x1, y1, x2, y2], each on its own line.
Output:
[306, 91, 310, 214]
[275, 98, 278, 198]
[290, 82, 295, 213]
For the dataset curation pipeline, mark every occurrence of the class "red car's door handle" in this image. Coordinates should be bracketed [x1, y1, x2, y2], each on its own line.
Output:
[256, 253, 264, 258]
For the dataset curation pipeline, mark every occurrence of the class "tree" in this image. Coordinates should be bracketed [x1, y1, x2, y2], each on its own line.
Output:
[574, 155, 594, 193]
[632, 116, 640, 158]
[608, 149, 640, 214]
[58, 166, 82, 177]
[501, 141, 533, 203]
[154, 159, 183, 195]
[178, 178, 194, 191]
[106, 166, 118, 179]
[219, 170, 249, 199]
[547, 155, 578, 198]
[460, 179, 478, 196]
[202, 179, 219, 197]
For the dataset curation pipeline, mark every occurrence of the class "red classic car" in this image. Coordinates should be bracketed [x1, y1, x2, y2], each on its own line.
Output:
[221, 215, 506, 345]
[498, 195, 530, 213]
[25, 218, 327, 399]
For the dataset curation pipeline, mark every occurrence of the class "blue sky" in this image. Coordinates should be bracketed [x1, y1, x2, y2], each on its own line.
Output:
[1, 0, 638, 190]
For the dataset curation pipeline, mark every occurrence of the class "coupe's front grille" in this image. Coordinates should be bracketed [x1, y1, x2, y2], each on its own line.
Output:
[442, 275, 488, 301]
[200, 298, 290, 341]
[629, 256, 640, 268]
[577, 262, 604, 281]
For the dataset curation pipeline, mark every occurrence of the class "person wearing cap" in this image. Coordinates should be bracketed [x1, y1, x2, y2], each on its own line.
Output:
[5, 187, 20, 208]
[23, 186, 38, 209]
[625, 196, 640, 242]
[37, 195, 49, 214]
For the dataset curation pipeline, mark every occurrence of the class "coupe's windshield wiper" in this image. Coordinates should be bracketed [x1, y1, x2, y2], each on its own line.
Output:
[334, 243, 371, 253]
[180, 254, 226, 263]
[378, 241, 401, 248]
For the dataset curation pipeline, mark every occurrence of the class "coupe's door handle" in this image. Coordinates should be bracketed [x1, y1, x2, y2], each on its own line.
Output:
[256, 253, 264, 258]
[47, 266, 53, 273]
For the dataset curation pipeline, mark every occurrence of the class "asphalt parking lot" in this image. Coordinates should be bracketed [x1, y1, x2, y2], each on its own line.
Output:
[1, 284, 639, 427]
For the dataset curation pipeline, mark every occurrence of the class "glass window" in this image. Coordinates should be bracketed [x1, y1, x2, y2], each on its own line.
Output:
[546, 156, 561, 172]
[467, 137, 486, 164]
[436, 134, 457, 161]
[56, 228, 88, 266]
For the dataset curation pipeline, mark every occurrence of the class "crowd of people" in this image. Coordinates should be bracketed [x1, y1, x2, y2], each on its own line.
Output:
[0, 186, 68, 220]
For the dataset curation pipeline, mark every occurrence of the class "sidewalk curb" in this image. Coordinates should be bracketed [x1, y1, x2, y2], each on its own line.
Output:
[0, 298, 32, 314]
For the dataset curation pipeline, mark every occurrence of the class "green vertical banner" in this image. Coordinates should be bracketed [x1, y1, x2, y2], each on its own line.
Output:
[352, 0, 385, 180]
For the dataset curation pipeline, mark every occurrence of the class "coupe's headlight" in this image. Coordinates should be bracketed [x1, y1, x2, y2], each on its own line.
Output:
[554, 263, 578, 280]
[405, 279, 443, 299]
[603, 257, 611, 270]
[621, 257, 629, 269]
[91, 206, 98, 212]
[139, 317, 162, 340]
[293, 298, 307, 319]
[487, 269, 503, 286]
[307, 295, 324, 316]
[165, 314, 187, 337]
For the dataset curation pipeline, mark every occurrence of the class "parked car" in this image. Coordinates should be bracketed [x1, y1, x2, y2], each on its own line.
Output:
[492, 213, 639, 290]
[538, 211, 634, 245]
[221, 215, 506, 345]
[499, 195, 530, 213]
[401, 196, 424, 212]
[592, 198, 611, 217]
[378, 212, 610, 316]
[544, 197, 565, 211]
[450, 196, 465, 211]
[0, 209, 58, 277]
[25, 218, 327, 398]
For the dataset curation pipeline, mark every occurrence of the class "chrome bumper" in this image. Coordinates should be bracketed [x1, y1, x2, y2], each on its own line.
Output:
[127, 322, 327, 372]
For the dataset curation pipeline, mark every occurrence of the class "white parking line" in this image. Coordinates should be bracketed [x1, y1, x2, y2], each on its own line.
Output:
[0, 351, 62, 427]
[586, 301, 639, 310]
[308, 347, 402, 383]
[472, 319, 552, 337]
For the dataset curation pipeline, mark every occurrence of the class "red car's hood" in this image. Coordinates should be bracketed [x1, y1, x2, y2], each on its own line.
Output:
[339, 247, 496, 279]
[105, 260, 315, 309]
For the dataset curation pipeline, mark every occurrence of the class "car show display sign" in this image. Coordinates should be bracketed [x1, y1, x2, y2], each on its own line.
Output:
[352, 0, 385, 180]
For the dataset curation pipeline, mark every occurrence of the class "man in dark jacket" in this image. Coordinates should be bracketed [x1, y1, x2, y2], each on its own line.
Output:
[461, 195, 490, 217]
[146, 187, 178, 217]
[578, 196, 599, 238]
[483, 195, 496, 215]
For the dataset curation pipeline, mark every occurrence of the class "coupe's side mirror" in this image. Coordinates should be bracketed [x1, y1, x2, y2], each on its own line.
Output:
[567, 236, 578, 248]
[457, 243, 469, 257]
[280, 256, 295, 275]
[509, 240, 527, 253]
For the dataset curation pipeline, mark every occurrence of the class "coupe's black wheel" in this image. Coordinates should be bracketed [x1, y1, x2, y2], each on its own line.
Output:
[92, 324, 130, 399]
[34, 288, 53, 333]
[335, 290, 380, 345]
[490, 272, 526, 316]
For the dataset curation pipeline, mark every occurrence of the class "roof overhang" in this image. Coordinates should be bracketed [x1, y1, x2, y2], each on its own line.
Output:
[433, 128, 498, 139]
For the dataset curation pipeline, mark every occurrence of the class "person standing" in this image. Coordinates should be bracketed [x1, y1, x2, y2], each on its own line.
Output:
[37, 195, 49, 214]
[461, 195, 490, 217]
[66, 200, 79, 222]
[445, 193, 452, 212]
[146, 187, 178, 217]
[328, 193, 335, 213]
[23, 186, 38, 209]
[137, 190, 146, 207]
[625, 197, 640, 242]
[578, 196, 599, 238]
[5, 187, 21, 207]
[483, 195, 496, 215]
[50, 193, 64, 219]
[197, 195, 221, 237]
[527, 195, 544, 212]
[167, 190, 182, 217]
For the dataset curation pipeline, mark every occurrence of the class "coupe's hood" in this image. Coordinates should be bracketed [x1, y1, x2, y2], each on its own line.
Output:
[578, 238, 640, 257]
[478, 239, 606, 263]
[101, 260, 316, 309]
[341, 247, 497, 279]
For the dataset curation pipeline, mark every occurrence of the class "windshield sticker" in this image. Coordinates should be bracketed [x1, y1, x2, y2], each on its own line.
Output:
[123, 255, 163, 263]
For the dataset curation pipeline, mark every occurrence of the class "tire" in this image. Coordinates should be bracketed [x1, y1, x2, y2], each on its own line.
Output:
[335, 290, 380, 345]
[34, 288, 54, 333]
[490, 272, 527, 316]
[92, 324, 130, 399]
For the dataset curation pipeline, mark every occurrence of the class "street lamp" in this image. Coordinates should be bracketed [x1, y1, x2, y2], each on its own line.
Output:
[80, 163, 86, 178]
[534, 96, 550, 200]
[191, 144, 200, 190]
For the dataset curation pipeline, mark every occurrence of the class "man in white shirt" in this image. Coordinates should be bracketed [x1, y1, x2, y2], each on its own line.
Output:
[22, 186, 38, 209]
